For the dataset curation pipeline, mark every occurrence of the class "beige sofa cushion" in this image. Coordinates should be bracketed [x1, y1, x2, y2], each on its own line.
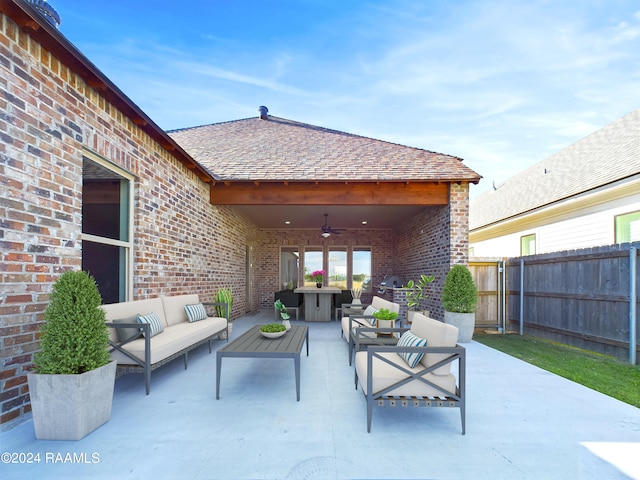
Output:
[410, 313, 458, 375]
[109, 317, 227, 365]
[161, 294, 202, 326]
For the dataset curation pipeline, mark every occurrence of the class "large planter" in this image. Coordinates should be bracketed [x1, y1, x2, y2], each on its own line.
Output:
[444, 311, 475, 343]
[28, 360, 117, 440]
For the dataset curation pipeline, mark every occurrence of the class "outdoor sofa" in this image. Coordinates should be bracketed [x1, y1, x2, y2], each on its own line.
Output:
[102, 294, 229, 394]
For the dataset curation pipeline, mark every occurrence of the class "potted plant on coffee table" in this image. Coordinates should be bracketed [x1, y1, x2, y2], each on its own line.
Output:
[442, 265, 478, 343]
[405, 274, 435, 325]
[27, 270, 117, 440]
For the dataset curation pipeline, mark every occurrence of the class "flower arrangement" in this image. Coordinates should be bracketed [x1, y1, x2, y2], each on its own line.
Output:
[312, 270, 326, 283]
[351, 287, 362, 300]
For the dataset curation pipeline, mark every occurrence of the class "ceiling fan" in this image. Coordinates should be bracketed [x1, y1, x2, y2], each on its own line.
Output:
[321, 213, 345, 237]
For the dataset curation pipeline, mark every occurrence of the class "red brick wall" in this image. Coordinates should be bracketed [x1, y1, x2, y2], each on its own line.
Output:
[0, 13, 258, 427]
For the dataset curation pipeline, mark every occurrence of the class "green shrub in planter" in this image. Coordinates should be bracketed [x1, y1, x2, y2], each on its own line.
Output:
[372, 308, 399, 320]
[34, 270, 110, 374]
[442, 265, 477, 313]
[215, 287, 233, 319]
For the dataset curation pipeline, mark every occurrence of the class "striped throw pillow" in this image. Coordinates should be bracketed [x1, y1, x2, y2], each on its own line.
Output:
[397, 331, 427, 368]
[184, 303, 207, 322]
[364, 305, 378, 325]
[137, 312, 164, 337]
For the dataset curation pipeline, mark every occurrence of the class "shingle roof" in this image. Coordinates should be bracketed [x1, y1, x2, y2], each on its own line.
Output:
[470, 108, 640, 230]
[168, 116, 481, 183]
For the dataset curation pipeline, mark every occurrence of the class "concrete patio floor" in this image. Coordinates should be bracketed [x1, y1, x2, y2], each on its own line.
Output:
[2, 309, 639, 480]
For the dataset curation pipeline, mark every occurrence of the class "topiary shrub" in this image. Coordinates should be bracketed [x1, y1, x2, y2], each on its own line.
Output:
[442, 265, 478, 314]
[34, 270, 110, 374]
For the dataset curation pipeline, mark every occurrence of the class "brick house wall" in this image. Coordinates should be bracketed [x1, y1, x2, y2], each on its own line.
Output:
[0, 13, 257, 427]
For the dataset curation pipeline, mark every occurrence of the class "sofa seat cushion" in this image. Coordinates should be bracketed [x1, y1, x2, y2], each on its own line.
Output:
[355, 351, 456, 397]
[110, 316, 227, 365]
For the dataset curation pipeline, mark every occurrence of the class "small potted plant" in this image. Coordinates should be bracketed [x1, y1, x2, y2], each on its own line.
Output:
[274, 299, 292, 330]
[372, 308, 399, 336]
[442, 265, 478, 343]
[215, 287, 233, 338]
[312, 270, 326, 288]
[28, 270, 117, 440]
[405, 274, 435, 324]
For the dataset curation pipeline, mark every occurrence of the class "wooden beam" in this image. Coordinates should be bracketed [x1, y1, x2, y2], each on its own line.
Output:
[209, 181, 449, 205]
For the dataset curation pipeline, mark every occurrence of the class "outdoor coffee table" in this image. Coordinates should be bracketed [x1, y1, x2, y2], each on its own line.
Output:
[216, 324, 309, 401]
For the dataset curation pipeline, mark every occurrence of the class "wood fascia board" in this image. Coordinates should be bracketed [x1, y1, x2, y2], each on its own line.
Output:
[208, 181, 449, 205]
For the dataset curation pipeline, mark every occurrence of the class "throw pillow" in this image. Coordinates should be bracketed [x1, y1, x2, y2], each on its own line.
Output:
[363, 305, 378, 325]
[397, 330, 428, 368]
[184, 303, 207, 322]
[137, 311, 164, 337]
[112, 315, 142, 342]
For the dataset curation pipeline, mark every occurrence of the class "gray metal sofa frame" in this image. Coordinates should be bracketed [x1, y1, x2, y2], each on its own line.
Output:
[106, 302, 228, 395]
[354, 326, 466, 434]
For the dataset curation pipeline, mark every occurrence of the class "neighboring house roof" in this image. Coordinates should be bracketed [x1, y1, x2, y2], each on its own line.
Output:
[169, 115, 481, 183]
[470, 107, 640, 230]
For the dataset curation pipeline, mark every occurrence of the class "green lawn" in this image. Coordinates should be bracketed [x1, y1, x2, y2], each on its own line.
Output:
[474, 333, 640, 408]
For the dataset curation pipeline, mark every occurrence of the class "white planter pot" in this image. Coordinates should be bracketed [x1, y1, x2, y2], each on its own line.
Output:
[444, 311, 475, 343]
[27, 360, 117, 440]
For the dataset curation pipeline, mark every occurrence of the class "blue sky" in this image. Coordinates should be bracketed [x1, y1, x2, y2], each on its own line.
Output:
[52, 0, 640, 197]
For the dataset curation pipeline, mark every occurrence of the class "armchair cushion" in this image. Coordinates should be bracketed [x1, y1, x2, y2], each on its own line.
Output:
[396, 330, 427, 368]
[410, 313, 459, 375]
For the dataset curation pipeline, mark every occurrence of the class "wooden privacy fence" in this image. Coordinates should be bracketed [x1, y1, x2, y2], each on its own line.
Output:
[471, 242, 639, 364]
[502, 242, 639, 364]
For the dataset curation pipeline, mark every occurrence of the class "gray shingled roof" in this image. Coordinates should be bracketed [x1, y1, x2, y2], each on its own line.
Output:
[470, 108, 640, 230]
[168, 116, 481, 183]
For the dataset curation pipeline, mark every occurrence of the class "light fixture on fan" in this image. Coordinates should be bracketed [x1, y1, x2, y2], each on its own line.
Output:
[320, 213, 344, 237]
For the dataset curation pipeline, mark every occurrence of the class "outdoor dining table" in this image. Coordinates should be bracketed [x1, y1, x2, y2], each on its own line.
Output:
[294, 286, 341, 321]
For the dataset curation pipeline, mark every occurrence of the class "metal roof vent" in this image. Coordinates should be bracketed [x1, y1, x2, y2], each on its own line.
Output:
[26, 0, 61, 28]
[258, 106, 269, 120]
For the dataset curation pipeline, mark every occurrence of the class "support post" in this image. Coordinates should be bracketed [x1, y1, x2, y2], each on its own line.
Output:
[519, 258, 524, 336]
[630, 246, 637, 365]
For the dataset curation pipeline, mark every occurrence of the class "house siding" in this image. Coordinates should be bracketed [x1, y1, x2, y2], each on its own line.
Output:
[470, 185, 640, 257]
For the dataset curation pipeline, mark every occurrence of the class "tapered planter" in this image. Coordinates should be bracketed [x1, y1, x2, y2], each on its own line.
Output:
[28, 360, 117, 440]
[444, 311, 475, 343]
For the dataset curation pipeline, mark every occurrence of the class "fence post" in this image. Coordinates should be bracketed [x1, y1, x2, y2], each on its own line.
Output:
[630, 246, 637, 365]
[519, 258, 524, 336]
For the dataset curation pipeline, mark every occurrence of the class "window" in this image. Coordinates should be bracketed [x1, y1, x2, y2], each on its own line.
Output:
[279, 247, 299, 289]
[352, 247, 372, 293]
[328, 247, 347, 289]
[520, 234, 536, 256]
[82, 152, 134, 303]
[303, 247, 323, 286]
[615, 211, 640, 243]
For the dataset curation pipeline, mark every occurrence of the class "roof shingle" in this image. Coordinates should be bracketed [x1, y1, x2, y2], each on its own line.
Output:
[169, 116, 481, 183]
[470, 108, 640, 230]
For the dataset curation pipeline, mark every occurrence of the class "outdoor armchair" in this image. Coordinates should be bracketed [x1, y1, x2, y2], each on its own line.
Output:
[354, 313, 465, 433]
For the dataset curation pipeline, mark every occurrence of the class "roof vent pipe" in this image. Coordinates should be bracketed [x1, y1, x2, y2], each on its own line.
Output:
[258, 106, 269, 120]
[26, 0, 61, 28]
